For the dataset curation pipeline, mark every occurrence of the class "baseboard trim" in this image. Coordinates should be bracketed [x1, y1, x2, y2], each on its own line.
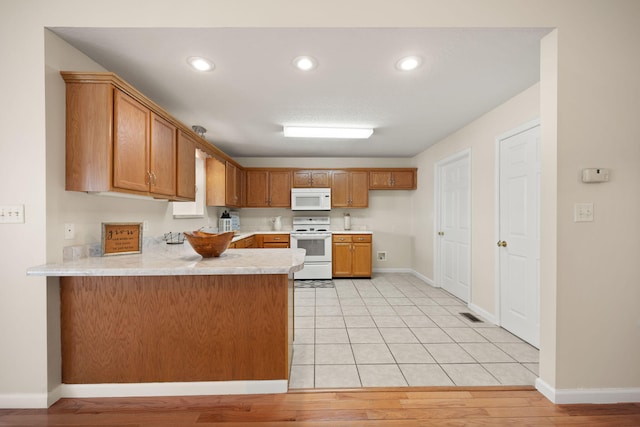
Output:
[0, 392, 49, 409]
[372, 267, 414, 274]
[59, 380, 288, 399]
[410, 270, 435, 287]
[536, 378, 640, 404]
[468, 302, 498, 325]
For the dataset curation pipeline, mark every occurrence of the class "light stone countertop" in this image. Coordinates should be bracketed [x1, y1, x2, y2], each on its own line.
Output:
[232, 230, 372, 240]
[27, 242, 306, 277]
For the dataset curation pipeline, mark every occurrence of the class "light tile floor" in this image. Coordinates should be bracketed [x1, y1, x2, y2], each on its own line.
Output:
[289, 273, 539, 389]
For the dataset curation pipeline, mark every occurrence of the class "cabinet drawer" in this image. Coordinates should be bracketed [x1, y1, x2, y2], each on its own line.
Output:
[262, 234, 290, 244]
[332, 234, 352, 243]
[333, 234, 372, 243]
[351, 234, 372, 243]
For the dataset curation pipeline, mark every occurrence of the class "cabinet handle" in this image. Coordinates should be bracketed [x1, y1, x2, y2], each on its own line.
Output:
[274, 237, 281, 240]
[151, 172, 157, 185]
[146, 171, 151, 185]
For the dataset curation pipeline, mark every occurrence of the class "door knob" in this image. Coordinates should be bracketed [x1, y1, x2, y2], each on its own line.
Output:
[497, 240, 508, 247]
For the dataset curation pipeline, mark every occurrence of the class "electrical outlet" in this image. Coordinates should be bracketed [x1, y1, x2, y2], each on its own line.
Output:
[143, 220, 149, 232]
[64, 223, 75, 240]
[0, 204, 25, 224]
[377, 251, 387, 261]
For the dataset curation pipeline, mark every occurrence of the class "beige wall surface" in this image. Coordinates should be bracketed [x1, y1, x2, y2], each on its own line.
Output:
[412, 83, 540, 315]
[1, 0, 639, 407]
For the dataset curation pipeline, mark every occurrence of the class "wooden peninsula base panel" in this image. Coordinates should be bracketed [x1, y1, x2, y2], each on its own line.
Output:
[60, 274, 293, 384]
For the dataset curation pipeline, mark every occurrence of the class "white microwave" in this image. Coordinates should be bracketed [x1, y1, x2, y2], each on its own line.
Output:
[291, 188, 331, 211]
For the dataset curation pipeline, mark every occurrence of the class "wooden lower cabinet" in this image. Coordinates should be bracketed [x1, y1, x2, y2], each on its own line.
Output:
[60, 275, 293, 384]
[260, 234, 290, 248]
[332, 234, 372, 278]
[229, 235, 257, 249]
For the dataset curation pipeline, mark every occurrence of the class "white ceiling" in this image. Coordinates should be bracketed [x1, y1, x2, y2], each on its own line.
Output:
[51, 27, 549, 158]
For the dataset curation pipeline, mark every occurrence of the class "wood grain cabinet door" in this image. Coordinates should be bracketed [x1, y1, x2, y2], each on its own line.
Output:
[352, 239, 372, 277]
[113, 90, 150, 192]
[331, 171, 350, 207]
[293, 171, 313, 188]
[269, 171, 292, 207]
[390, 170, 416, 189]
[350, 171, 369, 207]
[246, 170, 269, 207]
[149, 113, 177, 197]
[225, 162, 240, 207]
[176, 130, 196, 200]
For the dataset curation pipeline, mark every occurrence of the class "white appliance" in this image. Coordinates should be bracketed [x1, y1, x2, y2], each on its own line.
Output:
[291, 216, 332, 280]
[291, 188, 331, 211]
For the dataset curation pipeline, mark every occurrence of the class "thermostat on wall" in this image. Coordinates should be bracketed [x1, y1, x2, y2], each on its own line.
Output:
[582, 168, 610, 183]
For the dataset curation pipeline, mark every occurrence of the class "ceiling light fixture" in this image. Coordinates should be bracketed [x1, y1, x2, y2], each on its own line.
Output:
[293, 56, 317, 71]
[283, 126, 373, 139]
[396, 55, 422, 71]
[187, 56, 215, 72]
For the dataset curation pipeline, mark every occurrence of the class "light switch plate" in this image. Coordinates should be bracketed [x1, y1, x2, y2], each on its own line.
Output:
[0, 205, 25, 223]
[574, 203, 594, 222]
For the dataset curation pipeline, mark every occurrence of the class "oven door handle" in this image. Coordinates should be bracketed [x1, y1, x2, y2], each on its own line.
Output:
[291, 234, 332, 240]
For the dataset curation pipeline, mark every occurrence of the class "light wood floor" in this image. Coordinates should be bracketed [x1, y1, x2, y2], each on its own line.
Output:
[2, 387, 640, 426]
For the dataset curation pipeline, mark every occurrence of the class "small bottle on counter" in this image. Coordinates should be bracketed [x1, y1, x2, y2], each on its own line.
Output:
[344, 212, 351, 230]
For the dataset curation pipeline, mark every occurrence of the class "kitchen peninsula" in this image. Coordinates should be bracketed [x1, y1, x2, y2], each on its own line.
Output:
[27, 244, 305, 395]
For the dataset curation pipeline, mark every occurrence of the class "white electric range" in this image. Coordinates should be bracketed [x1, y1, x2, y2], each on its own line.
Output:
[290, 216, 332, 280]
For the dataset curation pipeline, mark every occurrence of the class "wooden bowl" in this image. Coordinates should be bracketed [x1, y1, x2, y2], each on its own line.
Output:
[184, 231, 235, 258]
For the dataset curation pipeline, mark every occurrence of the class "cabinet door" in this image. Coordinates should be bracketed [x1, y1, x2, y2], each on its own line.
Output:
[369, 171, 393, 189]
[332, 241, 353, 277]
[113, 90, 150, 192]
[293, 171, 312, 188]
[149, 113, 176, 196]
[311, 171, 330, 187]
[246, 170, 269, 207]
[269, 171, 292, 207]
[350, 171, 369, 207]
[352, 242, 372, 277]
[205, 156, 226, 206]
[331, 171, 350, 207]
[391, 170, 416, 189]
[176, 131, 196, 200]
[225, 162, 241, 207]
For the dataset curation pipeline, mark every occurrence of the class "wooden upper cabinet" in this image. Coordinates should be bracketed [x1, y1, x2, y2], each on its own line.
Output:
[245, 170, 269, 207]
[331, 170, 368, 208]
[113, 93, 176, 197]
[176, 130, 196, 200]
[149, 113, 177, 197]
[113, 90, 150, 193]
[62, 72, 198, 200]
[269, 170, 292, 207]
[205, 157, 242, 207]
[205, 156, 226, 206]
[292, 170, 330, 188]
[369, 169, 417, 190]
[225, 162, 242, 208]
[245, 170, 291, 207]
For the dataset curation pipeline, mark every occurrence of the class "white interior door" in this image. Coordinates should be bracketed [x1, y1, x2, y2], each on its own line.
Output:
[498, 122, 540, 347]
[436, 151, 471, 302]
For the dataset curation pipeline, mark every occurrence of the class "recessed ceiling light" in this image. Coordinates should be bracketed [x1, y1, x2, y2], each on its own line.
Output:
[187, 56, 214, 72]
[293, 56, 317, 71]
[283, 126, 373, 139]
[396, 56, 422, 71]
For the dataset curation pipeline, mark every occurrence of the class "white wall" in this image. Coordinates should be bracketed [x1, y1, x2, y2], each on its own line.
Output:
[412, 83, 539, 314]
[1, 0, 639, 407]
